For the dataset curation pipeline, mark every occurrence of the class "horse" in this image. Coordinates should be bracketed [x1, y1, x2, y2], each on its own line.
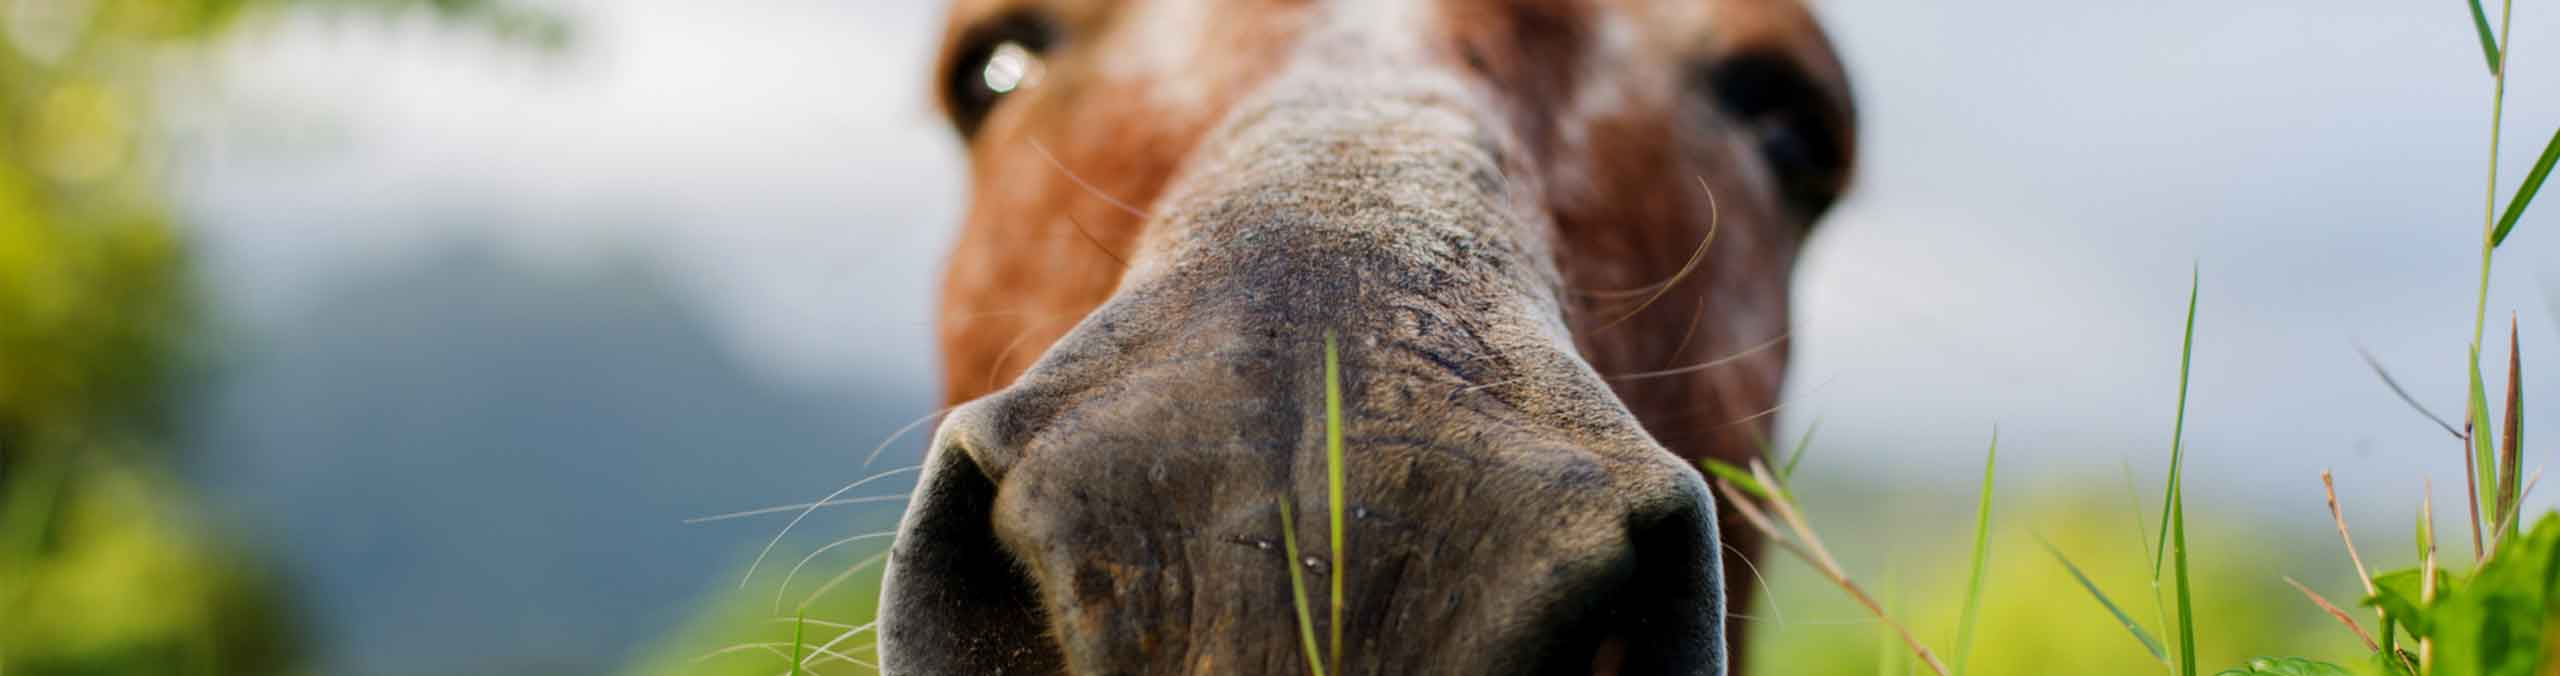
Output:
[881, 0, 1854, 673]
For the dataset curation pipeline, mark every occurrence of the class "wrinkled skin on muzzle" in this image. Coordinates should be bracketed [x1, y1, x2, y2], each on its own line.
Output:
[884, 0, 1856, 674]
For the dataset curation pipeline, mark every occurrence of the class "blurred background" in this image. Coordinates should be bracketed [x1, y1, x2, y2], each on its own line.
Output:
[3, 0, 2557, 674]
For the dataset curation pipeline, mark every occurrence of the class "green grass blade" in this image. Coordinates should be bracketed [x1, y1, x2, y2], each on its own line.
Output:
[2492, 126, 2560, 246]
[2037, 535, 2172, 664]
[2153, 268, 2200, 579]
[1953, 430, 1998, 676]
[2119, 456, 2175, 671]
[2171, 492, 2197, 676]
[1780, 419, 1822, 481]
[1278, 500, 1329, 676]
[2160, 268, 2201, 676]
[790, 609, 807, 676]
[1701, 458, 1776, 501]
[2467, 0, 2504, 75]
[2470, 346, 2498, 538]
[1322, 331, 1348, 674]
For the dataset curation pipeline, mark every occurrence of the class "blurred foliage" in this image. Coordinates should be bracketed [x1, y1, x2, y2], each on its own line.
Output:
[2363, 513, 2560, 676]
[1742, 495, 2368, 675]
[0, 0, 556, 673]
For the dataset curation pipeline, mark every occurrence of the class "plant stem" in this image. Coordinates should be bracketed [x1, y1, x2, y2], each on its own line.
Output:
[2464, 0, 2515, 561]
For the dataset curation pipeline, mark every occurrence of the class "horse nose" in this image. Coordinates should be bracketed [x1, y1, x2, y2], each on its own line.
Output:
[878, 347, 1729, 675]
[875, 399, 1059, 675]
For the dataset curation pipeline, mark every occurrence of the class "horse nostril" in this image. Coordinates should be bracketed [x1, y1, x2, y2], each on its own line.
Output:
[877, 407, 1061, 674]
[1530, 474, 1728, 676]
[1606, 476, 1728, 675]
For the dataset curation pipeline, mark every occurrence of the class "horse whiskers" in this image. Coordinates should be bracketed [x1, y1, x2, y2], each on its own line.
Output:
[1605, 332, 1790, 383]
[775, 530, 901, 612]
[1705, 371, 1843, 427]
[1722, 540, 1785, 626]
[742, 464, 933, 590]
[1028, 137, 1151, 220]
[693, 643, 795, 663]
[941, 307, 1085, 325]
[1661, 297, 1709, 367]
[1063, 212, 1131, 268]
[798, 620, 882, 673]
[797, 550, 893, 612]
[1723, 614, 1889, 626]
[1596, 177, 1721, 330]
[984, 318, 1059, 392]
[861, 405, 961, 471]
[684, 492, 914, 525]
[767, 616, 868, 631]
[1451, 375, 1532, 396]
[693, 641, 876, 671]
[1450, 330, 1790, 397]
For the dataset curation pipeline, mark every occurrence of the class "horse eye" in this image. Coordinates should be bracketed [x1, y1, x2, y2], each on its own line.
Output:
[944, 13, 1059, 137]
[1697, 51, 1855, 223]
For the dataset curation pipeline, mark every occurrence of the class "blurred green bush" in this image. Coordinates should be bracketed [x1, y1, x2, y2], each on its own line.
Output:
[1, 2, 555, 673]
[3, 2, 271, 673]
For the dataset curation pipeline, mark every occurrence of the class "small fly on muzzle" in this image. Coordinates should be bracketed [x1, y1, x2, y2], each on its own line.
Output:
[883, 1, 1855, 674]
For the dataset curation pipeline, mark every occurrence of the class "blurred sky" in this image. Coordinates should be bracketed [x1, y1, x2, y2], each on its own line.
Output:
[150, 0, 2560, 672]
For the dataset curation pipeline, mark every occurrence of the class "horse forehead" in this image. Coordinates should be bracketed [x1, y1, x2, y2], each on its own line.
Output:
[986, 0, 1670, 110]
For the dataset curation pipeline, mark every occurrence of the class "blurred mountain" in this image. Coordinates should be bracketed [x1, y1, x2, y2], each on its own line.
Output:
[178, 241, 932, 676]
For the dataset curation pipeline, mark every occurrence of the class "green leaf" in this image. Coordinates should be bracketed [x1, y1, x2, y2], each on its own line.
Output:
[2467, 0, 2503, 75]
[2492, 126, 2560, 246]
[2037, 536, 2171, 664]
[2364, 568, 2454, 638]
[1701, 458, 1777, 501]
[2210, 657, 2354, 676]
[2471, 345, 2499, 539]
[2368, 650, 2417, 676]
[2423, 514, 2560, 676]
[1953, 430, 1997, 676]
